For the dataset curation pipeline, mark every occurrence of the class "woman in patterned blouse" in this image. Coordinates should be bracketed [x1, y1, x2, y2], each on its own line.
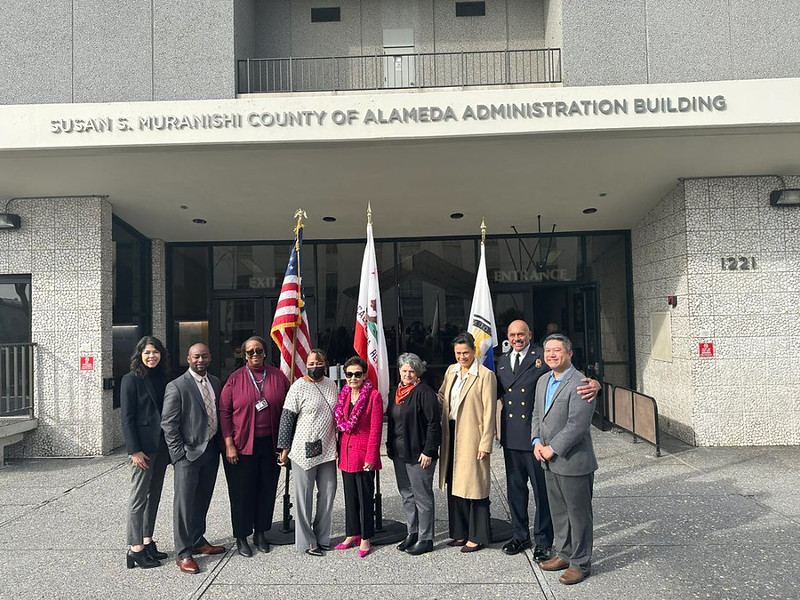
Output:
[277, 349, 339, 556]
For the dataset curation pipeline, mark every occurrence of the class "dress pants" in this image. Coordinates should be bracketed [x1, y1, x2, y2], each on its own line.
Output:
[503, 447, 553, 546]
[222, 435, 280, 539]
[172, 442, 220, 559]
[341, 470, 375, 540]
[544, 470, 594, 575]
[445, 421, 491, 545]
[292, 460, 337, 551]
[126, 437, 170, 545]
[393, 458, 436, 541]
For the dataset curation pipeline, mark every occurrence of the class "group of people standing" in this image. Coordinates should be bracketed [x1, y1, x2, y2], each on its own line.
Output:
[120, 319, 599, 586]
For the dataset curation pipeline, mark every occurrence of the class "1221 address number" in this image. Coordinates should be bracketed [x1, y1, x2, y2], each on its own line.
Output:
[721, 256, 757, 271]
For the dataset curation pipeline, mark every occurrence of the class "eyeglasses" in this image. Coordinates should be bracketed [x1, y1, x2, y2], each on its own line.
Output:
[345, 371, 364, 378]
[245, 348, 265, 356]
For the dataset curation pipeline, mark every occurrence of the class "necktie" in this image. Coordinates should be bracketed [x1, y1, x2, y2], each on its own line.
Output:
[201, 378, 216, 440]
[513, 353, 521, 373]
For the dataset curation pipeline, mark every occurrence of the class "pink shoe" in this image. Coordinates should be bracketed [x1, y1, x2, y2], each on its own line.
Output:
[335, 536, 361, 550]
[358, 547, 371, 558]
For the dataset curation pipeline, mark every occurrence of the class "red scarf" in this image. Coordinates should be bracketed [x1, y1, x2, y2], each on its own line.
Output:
[395, 381, 418, 405]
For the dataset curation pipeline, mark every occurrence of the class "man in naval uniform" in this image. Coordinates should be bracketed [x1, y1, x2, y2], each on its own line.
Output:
[496, 320, 599, 561]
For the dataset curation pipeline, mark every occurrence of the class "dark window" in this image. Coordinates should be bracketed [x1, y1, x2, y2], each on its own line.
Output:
[456, 1, 485, 17]
[112, 217, 152, 408]
[0, 275, 31, 343]
[311, 7, 340, 22]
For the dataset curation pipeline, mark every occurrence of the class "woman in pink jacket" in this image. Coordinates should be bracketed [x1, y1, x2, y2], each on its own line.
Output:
[334, 356, 384, 557]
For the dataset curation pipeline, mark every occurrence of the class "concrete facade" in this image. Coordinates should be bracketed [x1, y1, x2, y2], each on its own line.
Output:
[0, 0, 237, 105]
[561, 0, 800, 86]
[632, 176, 800, 446]
[0, 196, 118, 457]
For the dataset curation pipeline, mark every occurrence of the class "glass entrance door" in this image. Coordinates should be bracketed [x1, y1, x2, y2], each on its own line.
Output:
[211, 296, 277, 382]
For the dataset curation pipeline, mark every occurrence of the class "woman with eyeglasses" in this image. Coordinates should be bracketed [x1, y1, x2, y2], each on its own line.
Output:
[277, 349, 338, 556]
[438, 331, 497, 553]
[218, 335, 289, 557]
[334, 356, 384, 558]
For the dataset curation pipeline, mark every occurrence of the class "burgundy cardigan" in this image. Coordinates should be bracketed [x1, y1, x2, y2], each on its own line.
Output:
[219, 365, 289, 455]
[337, 388, 384, 473]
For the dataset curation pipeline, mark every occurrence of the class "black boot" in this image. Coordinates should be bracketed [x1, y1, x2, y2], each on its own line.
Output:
[144, 541, 168, 560]
[253, 531, 271, 553]
[126, 548, 160, 569]
[236, 537, 253, 557]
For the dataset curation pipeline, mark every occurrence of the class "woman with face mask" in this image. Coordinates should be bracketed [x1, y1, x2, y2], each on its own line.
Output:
[277, 349, 339, 556]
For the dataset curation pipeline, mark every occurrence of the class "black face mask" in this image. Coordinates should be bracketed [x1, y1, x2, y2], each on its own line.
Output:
[307, 366, 325, 380]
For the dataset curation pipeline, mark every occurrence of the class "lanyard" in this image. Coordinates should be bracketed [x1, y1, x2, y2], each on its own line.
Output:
[246, 367, 266, 399]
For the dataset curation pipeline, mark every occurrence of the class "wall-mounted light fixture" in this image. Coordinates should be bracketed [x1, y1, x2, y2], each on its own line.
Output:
[770, 176, 800, 206]
[0, 213, 21, 229]
[769, 188, 800, 206]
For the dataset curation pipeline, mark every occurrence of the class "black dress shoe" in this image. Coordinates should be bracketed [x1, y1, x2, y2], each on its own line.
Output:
[318, 544, 331, 551]
[406, 539, 434, 555]
[460, 543, 485, 553]
[502, 538, 532, 555]
[126, 548, 160, 569]
[236, 537, 253, 557]
[533, 544, 552, 562]
[305, 547, 324, 556]
[253, 531, 271, 553]
[144, 541, 168, 560]
[397, 533, 418, 552]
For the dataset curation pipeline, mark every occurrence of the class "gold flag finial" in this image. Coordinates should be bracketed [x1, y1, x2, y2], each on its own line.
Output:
[367, 202, 373, 225]
[293, 208, 307, 234]
[480, 217, 487, 243]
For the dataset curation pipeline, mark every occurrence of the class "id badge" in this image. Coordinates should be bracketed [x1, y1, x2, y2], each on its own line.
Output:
[255, 399, 268, 412]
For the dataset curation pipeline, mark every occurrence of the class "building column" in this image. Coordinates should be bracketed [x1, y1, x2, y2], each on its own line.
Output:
[151, 239, 167, 342]
[1, 196, 114, 457]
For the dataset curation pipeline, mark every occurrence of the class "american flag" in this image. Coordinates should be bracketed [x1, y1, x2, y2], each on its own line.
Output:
[270, 222, 311, 382]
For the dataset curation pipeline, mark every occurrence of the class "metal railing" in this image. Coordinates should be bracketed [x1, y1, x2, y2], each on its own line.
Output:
[0, 343, 36, 418]
[238, 48, 561, 94]
[604, 382, 662, 457]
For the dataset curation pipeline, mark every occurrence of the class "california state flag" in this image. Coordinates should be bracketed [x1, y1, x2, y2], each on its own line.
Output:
[355, 218, 390, 411]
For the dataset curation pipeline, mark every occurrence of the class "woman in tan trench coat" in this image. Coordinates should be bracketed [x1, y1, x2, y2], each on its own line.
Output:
[438, 331, 497, 552]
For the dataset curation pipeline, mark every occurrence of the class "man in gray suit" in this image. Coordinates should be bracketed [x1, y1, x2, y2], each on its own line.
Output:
[532, 334, 597, 585]
[161, 343, 226, 573]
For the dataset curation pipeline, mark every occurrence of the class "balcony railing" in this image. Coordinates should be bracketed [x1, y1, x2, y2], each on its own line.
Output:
[238, 48, 561, 94]
[0, 343, 36, 418]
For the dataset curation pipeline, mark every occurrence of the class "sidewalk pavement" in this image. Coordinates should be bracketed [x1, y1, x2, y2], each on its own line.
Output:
[1, 427, 798, 600]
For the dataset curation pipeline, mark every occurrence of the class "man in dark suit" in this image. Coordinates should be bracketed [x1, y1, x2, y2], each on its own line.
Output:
[161, 343, 226, 573]
[496, 320, 598, 561]
[533, 334, 598, 585]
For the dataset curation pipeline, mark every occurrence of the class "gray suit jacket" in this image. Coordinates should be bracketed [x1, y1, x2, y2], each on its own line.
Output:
[161, 370, 222, 463]
[530, 366, 597, 476]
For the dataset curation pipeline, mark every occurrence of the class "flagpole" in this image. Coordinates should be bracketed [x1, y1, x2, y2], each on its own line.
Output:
[288, 208, 306, 384]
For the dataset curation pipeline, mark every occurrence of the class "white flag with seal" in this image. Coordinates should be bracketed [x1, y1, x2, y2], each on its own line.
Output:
[468, 240, 498, 370]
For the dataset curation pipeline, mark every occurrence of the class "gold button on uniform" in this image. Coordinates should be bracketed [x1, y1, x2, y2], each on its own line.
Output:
[521, 414, 526, 419]
[521, 401, 525, 406]
[509, 414, 513, 418]
[521, 388, 526, 393]
[508, 401, 512, 405]
[508, 388, 513, 393]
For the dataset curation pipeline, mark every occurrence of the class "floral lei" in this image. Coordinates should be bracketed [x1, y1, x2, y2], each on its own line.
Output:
[335, 378, 372, 433]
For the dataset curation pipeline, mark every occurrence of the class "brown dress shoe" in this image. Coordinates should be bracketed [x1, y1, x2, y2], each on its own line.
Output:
[193, 543, 225, 555]
[540, 557, 569, 571]
[559, 567, 587, 585]
[175, 557, 200, 573]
